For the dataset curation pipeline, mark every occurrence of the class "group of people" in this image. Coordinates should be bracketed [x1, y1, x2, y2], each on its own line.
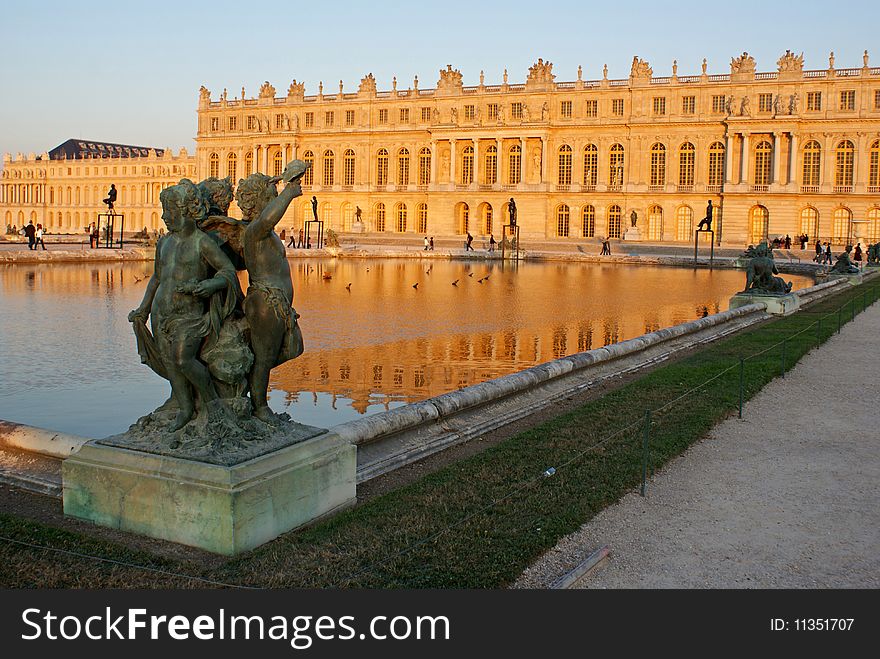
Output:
[19, 220, 47, 250]
[423, 236, 435, 250]
[813, 240, 867, 267]
[284, 228, 312, 249]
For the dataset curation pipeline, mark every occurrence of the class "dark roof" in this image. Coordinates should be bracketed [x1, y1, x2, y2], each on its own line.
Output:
[48, 139, 164, 161]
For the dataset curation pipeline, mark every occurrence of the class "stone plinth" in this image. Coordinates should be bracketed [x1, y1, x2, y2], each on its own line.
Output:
[623, 227, 642, 241]
[826, 272, 863, 285]
[62, 431, 356, 555]
[729, 292, 800, 316]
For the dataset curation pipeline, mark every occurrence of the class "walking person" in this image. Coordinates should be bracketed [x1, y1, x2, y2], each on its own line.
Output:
[297, 227, 304, 248]
[424, 236, 429, 251]
[429, 236, 434, 251]
[465, 231, 474, 251]
[854, 243, 863, 268]
[488, 234, 496, 252]
[814, 240, 822, 262]
[34, 223, 46, 250]
[23, 220, 36, 250]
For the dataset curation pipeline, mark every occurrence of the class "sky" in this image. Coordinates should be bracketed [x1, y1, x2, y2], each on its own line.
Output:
[1, 0, 877, 161]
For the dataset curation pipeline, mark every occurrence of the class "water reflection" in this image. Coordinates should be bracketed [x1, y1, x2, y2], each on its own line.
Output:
[0, 259, 813, 436]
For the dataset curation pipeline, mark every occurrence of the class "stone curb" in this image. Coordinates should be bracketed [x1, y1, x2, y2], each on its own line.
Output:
[0, 420, 90, 458]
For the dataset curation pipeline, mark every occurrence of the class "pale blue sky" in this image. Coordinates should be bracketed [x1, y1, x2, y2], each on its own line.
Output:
[0, 0, 876, 159]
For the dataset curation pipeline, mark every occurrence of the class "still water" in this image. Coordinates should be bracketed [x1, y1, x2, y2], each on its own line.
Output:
[0, 259, 812, 437]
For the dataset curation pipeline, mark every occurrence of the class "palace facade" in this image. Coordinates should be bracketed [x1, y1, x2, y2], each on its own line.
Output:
[4, 51, 880, 245]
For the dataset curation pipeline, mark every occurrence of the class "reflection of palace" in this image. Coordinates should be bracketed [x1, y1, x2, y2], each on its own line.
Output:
[3, 52, 879, 245]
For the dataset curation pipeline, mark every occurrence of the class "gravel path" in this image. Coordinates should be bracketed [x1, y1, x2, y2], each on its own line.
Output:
[515, 301, 880, 589]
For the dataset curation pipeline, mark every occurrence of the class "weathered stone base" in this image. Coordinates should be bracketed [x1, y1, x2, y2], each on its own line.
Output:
[622, 227, 642, 241]
[729, 292, 801, 316]
[62, 431, 356, 555]
[826, 272, 864, 286]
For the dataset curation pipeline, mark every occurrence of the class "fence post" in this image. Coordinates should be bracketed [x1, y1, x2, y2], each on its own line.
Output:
[738, 358, 745, 419]
[781, 339, 786, 379]
[640, 409, 651, 497]
[816, 318, 821, 345]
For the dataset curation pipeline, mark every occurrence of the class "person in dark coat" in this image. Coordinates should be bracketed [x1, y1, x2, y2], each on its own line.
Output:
[23, 221, 36, 250]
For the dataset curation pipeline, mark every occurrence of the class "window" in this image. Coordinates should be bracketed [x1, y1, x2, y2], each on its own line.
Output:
[648, 205, 663, 241]
[245, 152, 254, 178]
[228, 116, 237, 131]
[323, 150, 335, 186]
[758, 93, 773, 113]
[417, 203, 428, 233]
[807, 92, 822, 111]
[583, 144, 598, 187]
[305, 112, 314, 128]
[679, 142, 695, 187]
[560, 100, 572, 118]
[461, 146, 474, 184]
[867, 207, 880, 241]
[343, 149, 355, 186]
[418, 147, 431, 186]
[324, 111, 334, 127]
[376, 149, 388, 186]
[711, 95, 726, 113]
[482, 205, 493, 235]
[754, 141, 772, 186]
[749, 206, 769, 244]
[400, 108, 410, 123]
[511, 103, 524, 119]
[397, 148, 410, 186]
[378, 109, 388, 124]
[556, 204, 570, 237]
[209, 153, 219, 178]
[508, 145, 521, 184]
[609, 144, 625, 187]
[676, 206, 694, 241]
[585, 100, 598, 117]
[800, 207, 819, 239]
[302, 151, 313, 185]
[802, 141, 822, 187]
[485, 145, 497, 184]
[832, 207, 852, 243]
[396, 203, 407, 232]
[708, 142, 725, 187]
[612, 98, 624, 116]
[649, 143, 666, 188]
[652, 97, 666, 116]
[607, 205, 622, 238]
[870, 140, 880, 188]
[875, 90, 880, 110]
[345, 110, 355, 126]
[375, 203, 386, 232]
[488, 104, 499, 120]
[839, 90, 855, 111]
[582, 205, 595, 238]
[682, 96, 695, 115]
[210, 117, 219, 131]
[247, 115, 257, 131]
[835, 140, 854, 187]
[557, 145, 572, 185]
[276, 114, 284, 130]
[273, 150, 283, 177]
[464, 105, 475, 120]
[421, 107, 431, 122]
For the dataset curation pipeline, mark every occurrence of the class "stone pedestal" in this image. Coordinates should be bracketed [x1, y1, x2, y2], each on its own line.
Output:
[350, 220, 365, 233]
[62, 431, 356, 555]
[623, 227, 642, 241]
[826, 272, 863, 286]
[729, 292, 801, 316]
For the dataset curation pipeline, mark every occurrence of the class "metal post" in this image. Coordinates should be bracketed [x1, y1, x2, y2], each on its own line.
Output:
[738, 358, 745, 419]
[640, 409, 651, 497]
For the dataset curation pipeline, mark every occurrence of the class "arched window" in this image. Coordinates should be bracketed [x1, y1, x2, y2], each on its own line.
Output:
[273, 150, 283, 177]
[227, 153, 237, 180]
[556, 204, 570, 237]
[867, 207, 880, 241]
[557, 145, 572, 185]
[802, 141, 821, 188]
[461, 146, 474, 185]
[245, 152, 254, 178]
[342, 202, 353, 230]
[832, 207, 852, 244]
[482, 204, 493, 235]
[869, 140, 880, 189]
[580, 205, 594, 238]
[376, 149, 389, 186]
[458, 202, 470, 234]
[417, 203, 428, 233]
[508, 144, 521, 185]
[322, 202, 332, 226]
[607, 205, 622, 238]
[343, 149, 356, 186]
[302, 151, 313, 186]
[609, 144, 625, 188]
[397, 148, 410, 186]
[749, 206, 769, 244]
[835, 140, 854, 188]
[485, 145, 497, 184]
[583, 144, 598, 188]
[675, 206, 693, 241]
[418, 147, 431, 186]
[323, 150, 335, 186]
[800, 207, 819, 239]
[754, 141, 772, 186]
[650, 143, 666, 188]
[396, 203, 407, 232]
[679, 142, 695, 187]
[708, 141, 725, 187]
[375, 202, 386, 232]
[648, 205, 663, 241]
[209, 153, 219, 179]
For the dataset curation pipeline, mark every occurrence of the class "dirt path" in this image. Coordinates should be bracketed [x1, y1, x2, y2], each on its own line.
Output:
[516, 301, 880, 589]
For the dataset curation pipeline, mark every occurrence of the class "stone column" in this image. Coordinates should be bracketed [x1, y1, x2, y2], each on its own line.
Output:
[519, 137, 526, 184]
[473, 138, 479, 186]
[788, 133, 798, 186]
[855, 133, 868, 187]
[496, 138, 503, 186]
[772, 132, 782, 184]
[740, 133, 751, 184]
[540, 137, 547, 183]
[430, 140, 437, 184]
[263, 145, 270, 175]
[252, 145, 259, 173]
[822, 134, 835, 190]
[724, 133, 735, 185]
[449, 139, 457, 186]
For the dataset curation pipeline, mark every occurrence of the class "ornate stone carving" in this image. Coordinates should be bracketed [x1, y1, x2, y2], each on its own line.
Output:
[730, 52, 756, 75]
[788, 92, 800, 114]
[629, 56, 653, 80]
[258, 81, 276, 99]
[199, 85, 211, 104]
[739, 96, 751, 117]
[526, 58, 556, 88]
[776, 50, 804, 73]
[437, 65, 464, 93]
[357, 73, 376, 95]
[287, 79, 305, 98]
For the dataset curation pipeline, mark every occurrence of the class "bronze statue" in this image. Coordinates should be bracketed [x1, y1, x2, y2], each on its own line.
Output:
[697, 200, 713, 231]
[741, 241, 792, 295]
[103, 184, 117, 213]
[508, 197, 517, 227]
[829, 245, 861, 274]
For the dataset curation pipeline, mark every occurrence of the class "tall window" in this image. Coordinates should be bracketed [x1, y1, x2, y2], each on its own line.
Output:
[650, 143, 666, 187]
[343, 149, 355, 186]
[378, 109, 388, 124]
[276, 114, 284, 130]
[228, 116, 238, 131]
[557, 145, 572, 185]
[464, 105, 475, 121]
[302, 151, 313, 186]
[682, 96, 695, 115]
[461, 146, 474, 185]
[323, 150, 335, 186]
[273, 150, 283, 177]
[867, 207, 880, 241]
[648, 205, 663, 241]
[708, 142, 724, 187]
[802, 141, 822, 187]
[323, 112, 334, 127]
[345, 110, 355, 126]
[754, 141, 772, 186]
[511, 103, 524, 119]
[421, 107, 431, 122]
[560, 100, 572, 118]
[304, 112, 314, 128]
[485, 145, 497, 184]
[676, 206, 693, 241]
[749, 206, 769, 244]
[396, 203, 407, 232]
[417, 203, 428, 233]
[585, 100, 598, 117]
[482, 205, 493, 234]
[582, 205, 595, 238]
[678, 143, 695, 187]
[397, 148, 410, 186]
[611, 99, 624, 116]
[758, 93, 773, 113]
[652, 97, 666, 116]
[800, 207, 819, 239]
[583, 144, 598, 187]
[418, 147, 431, 185]
[711, 95, 726, 113]
[556, 204, 570, 237]
[508, 145, 521, 184]
[209, 153, 219, 178]
[399, 108, 410, 123]
[832, 207, 852, 243]
[839, 90, 855, 111]
[245, 152, 254, 177]
[835, 140, 854, 187]
[870, 140, 880, 188]
[806, 91, 822, 111]
[375, 203, 386, 232]
[226, 153, 237, 180]
[609, 144, 625, 187]
[607, 205, 622, 239]
[376, 149, 388, 186]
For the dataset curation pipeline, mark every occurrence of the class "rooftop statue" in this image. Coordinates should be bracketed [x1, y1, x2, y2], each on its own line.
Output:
[437, 65, 463, 92]
[258, 81, 276, 99]
[358, 73, 377, 94]
[776, 49, 804, 73]
[741, 241, 792, 295]
[730, 51, 756, 75]
[629, 56, 652, 80]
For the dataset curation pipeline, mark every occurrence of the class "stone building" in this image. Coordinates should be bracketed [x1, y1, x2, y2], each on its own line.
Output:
[4, 51, 880, 246]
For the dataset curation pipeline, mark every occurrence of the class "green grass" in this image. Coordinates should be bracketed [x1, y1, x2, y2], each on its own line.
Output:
[1, 281, 877, 588]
